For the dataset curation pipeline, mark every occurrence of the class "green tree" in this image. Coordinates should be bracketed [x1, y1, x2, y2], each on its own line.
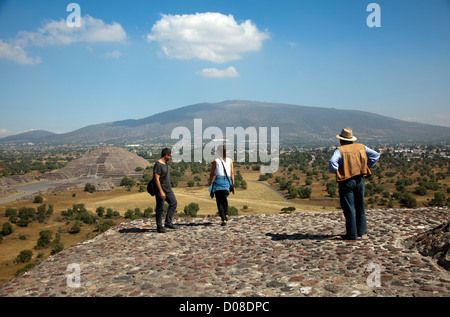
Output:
[36, 230, 52, 248]
[14, 250, 33, 264]
[298, 187, 312, 199]
[84, 183, 96, 193]
[429, 192, 447, 207]
[120, 177, 136, 187]
[51, 233, 64, 255]
[5, 208, 18, 223]
[96, 206, 105, 218]
[414, 186, 428, 196]
[33, 195, 43, 203]
[69, 222, 81, 234]
[124, 209, 134, 219]
[1, 222, 13, 236]
[400, 193, 417, 208]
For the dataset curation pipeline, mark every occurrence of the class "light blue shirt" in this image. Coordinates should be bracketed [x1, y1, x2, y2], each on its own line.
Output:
[329, 144, 380, 173]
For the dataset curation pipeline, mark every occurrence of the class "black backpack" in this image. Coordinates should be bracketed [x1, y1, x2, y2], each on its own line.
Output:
[147, 178, 157, 196]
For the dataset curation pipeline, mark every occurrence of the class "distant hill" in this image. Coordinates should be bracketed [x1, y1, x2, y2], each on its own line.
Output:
[1, 100, 449, 145]
[0, 130, 56, 143]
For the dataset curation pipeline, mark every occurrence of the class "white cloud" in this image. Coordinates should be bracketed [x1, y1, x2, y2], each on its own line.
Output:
[197, 66, 239, 78]
[16, 15, 127, 47]
[0, 15, 127, 64]
[0, 40, 41, 64]
[102, 50, 123, 59]
[147, 12, 270, 63]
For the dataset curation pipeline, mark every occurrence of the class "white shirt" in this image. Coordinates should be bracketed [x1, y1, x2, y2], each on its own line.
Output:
[215, 157, 232, 177]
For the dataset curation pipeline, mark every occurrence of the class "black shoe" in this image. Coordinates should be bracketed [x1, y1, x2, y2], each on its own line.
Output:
[340, 234, 357, 241]
[157, 227, 166, 233]
[165, 223, 177, 230]
[221, 221, 226, 226]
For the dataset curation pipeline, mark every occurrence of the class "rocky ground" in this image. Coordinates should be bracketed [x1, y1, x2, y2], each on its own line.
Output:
[0, 207, 449, 298]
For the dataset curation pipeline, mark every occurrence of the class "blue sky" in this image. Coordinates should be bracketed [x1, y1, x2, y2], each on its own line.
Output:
[0, 0, 449, 137]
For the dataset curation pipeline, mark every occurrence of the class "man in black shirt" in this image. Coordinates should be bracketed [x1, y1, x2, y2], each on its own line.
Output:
[153, 148, 177, 233]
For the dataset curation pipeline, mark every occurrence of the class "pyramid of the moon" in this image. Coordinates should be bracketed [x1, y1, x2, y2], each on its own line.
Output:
[39, 147, 149, 180]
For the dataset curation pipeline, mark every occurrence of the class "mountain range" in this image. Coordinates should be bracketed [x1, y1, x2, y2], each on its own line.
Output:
[1, 100, 449, 145]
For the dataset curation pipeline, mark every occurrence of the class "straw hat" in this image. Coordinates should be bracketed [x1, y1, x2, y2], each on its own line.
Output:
[336, 128, 357, 141]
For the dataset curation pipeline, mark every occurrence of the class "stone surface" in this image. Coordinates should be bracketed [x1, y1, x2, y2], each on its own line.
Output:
[39, 147, 148, 180]
[0, 207, 449, 297]
[406, 221, 450, 270]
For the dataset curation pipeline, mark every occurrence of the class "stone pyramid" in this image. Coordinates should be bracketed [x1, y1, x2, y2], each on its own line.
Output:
[40, 147, 149, 180]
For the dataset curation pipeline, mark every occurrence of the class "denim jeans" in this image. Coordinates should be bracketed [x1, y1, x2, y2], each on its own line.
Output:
[215, 190, 229, 222]
[338, 175, 366, 239]
[155, 190, 177, 228]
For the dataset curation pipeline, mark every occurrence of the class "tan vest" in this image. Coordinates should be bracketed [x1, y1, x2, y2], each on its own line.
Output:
[336, 143, 372, 182]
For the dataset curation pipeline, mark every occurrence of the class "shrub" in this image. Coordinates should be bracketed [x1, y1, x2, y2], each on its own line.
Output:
[15, 263, 36, 276]
[228, 206, 239, 216]
[33, 195, 43, 203]
[77, 211, 95, 224]
[298, 187, 312, 199]
[97, 220, 115, 233]
[134, 208, 142, 218]
[5, 208, 17, 223]
[429, 192, 447, 207]
[51, 241, 64, 255]
[50, 233, 63, 254]
[414, 186, 428, 196]
[105, 208, 114, 218]
[184, 203, 199, 217]
[47, 204, 54, 216]
[69, 222, 81, 234]
[120, 177, 136, 187]
[326, 181, 337, 198]
[288, 186, 298, 199]
[1, 222, 13, 236]
[17, 218, 31, 227]
[14, 249, 33, 264]
[84, 183, 96, 193]
[18, 207, 36, 226]
[36, 230, 52, 248]
[96, 206, 105, 217]
[143, 207, 153, 218]
[124, 209, 134, 219]
[400, 193, 417, 208]
[37, 204, 47, 223]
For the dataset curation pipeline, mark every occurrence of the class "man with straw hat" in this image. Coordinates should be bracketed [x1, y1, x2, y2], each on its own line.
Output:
[329, 128, 380, 240]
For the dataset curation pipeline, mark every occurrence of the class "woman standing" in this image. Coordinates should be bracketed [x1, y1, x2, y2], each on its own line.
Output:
[208, 145, 235, 226]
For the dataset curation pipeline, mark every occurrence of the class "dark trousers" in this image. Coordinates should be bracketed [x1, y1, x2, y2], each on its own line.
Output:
[155, 190, 177, 228]
[215, 190, 229, 222]
[338, 175, 367, 239]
